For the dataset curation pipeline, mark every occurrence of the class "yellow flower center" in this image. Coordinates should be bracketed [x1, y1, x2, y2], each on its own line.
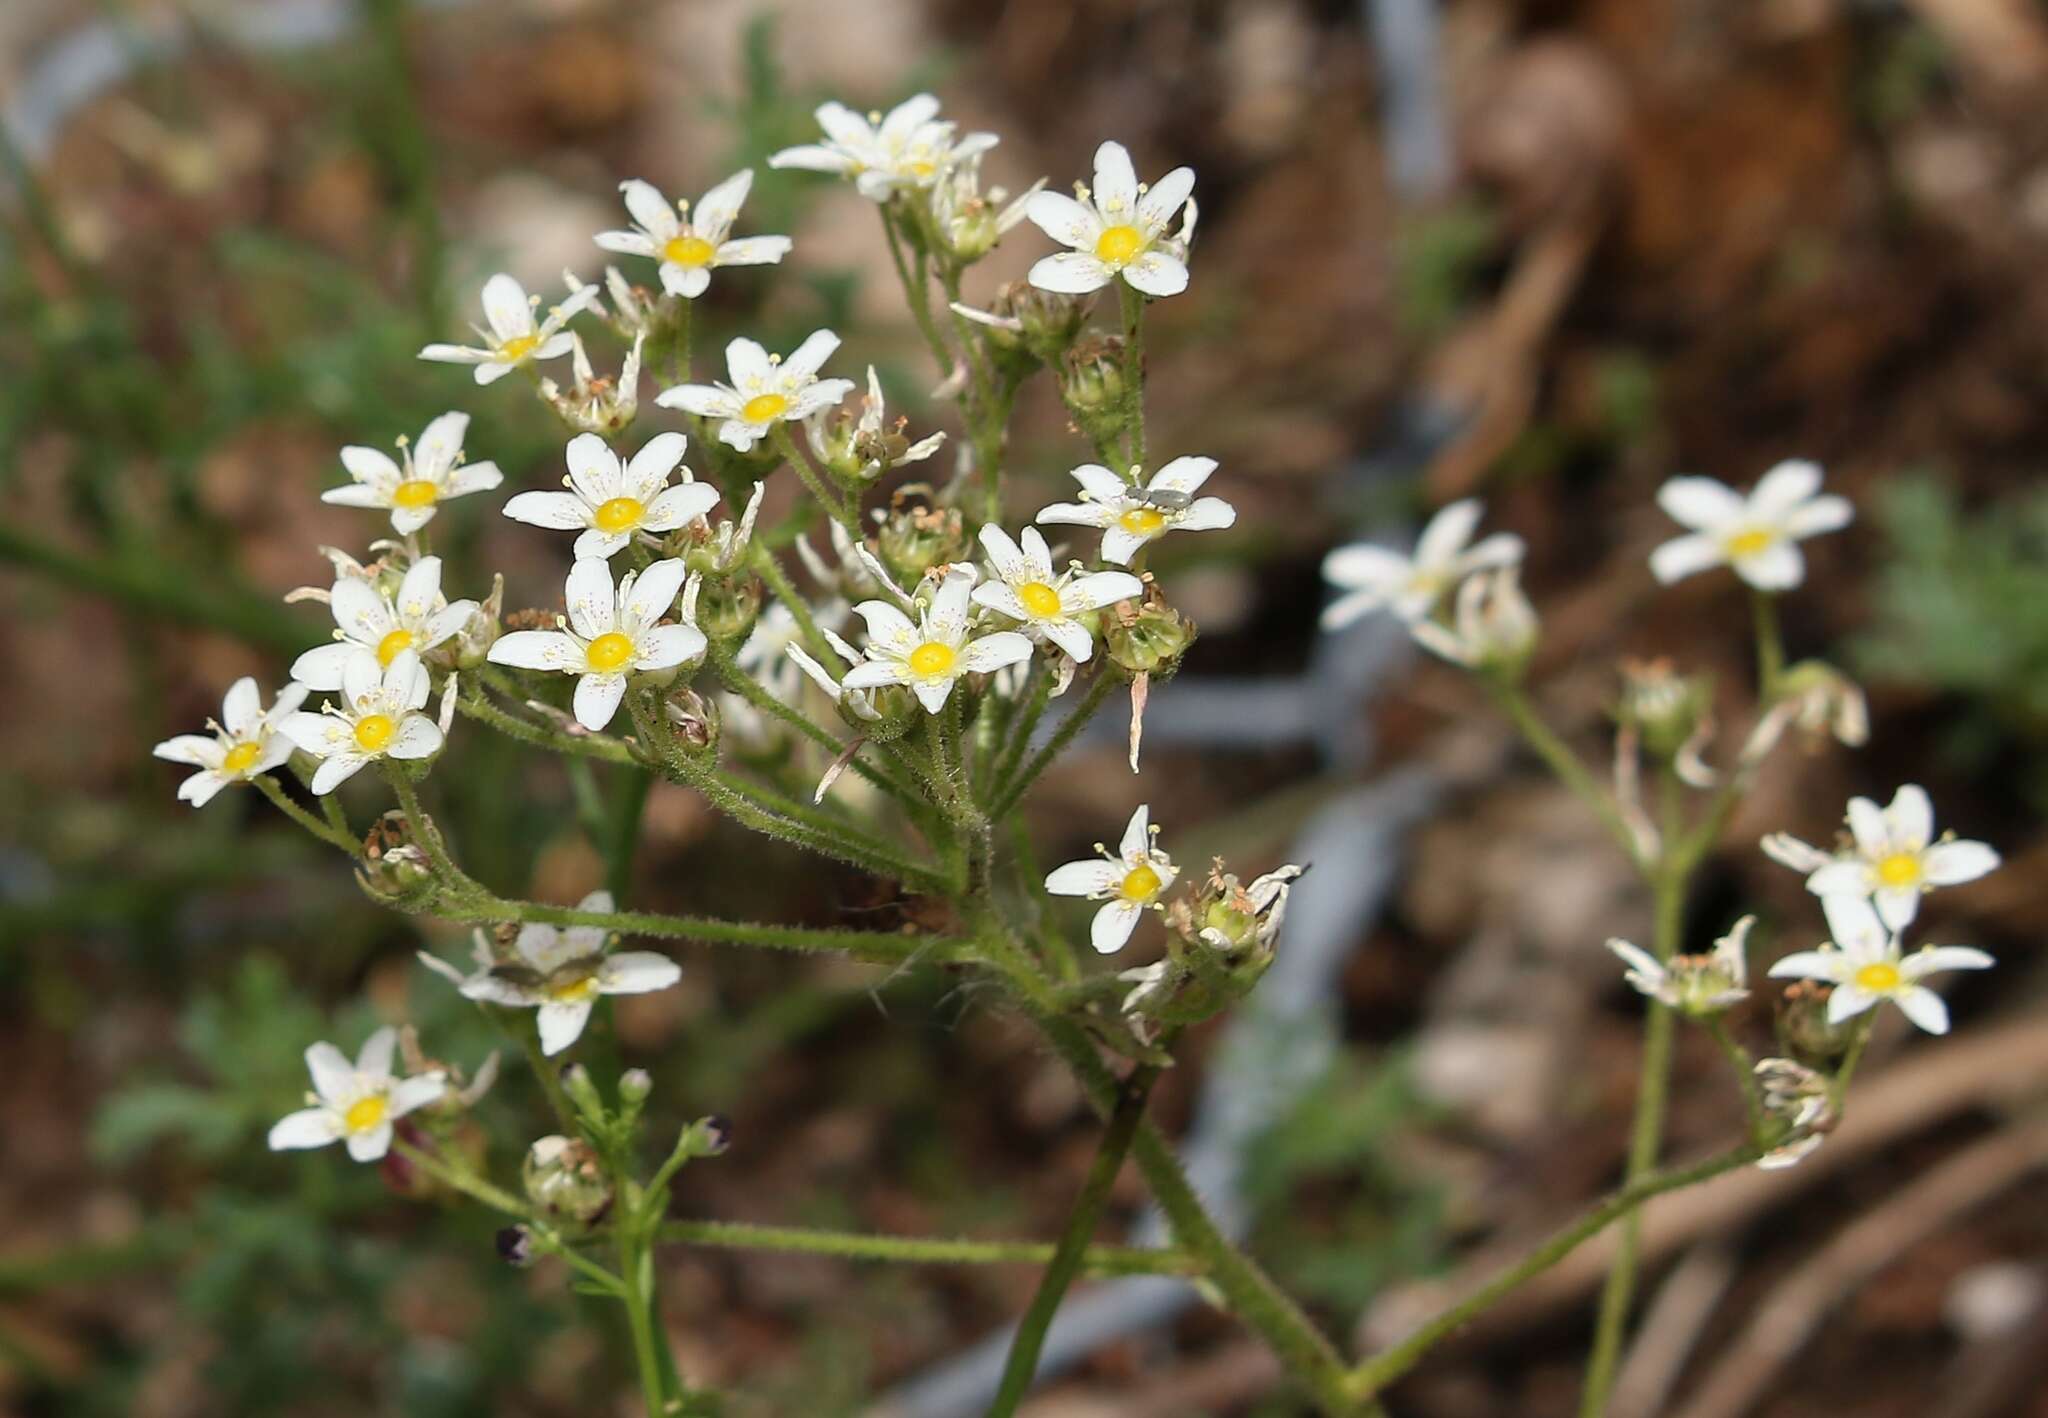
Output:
[1018, 581, 1064, 618]
[741, 392, 790, 424]
[1853, 961, 1902, 994]
[221, 741, 263, 775]
[594, 496, 645, 534]
[1725, 528, 1775, 558]
[909, 159, 938, 179]
[1119, 863, 1163, 902]
[1876, 852, 1922, 888]
[1095, 224, 1146, 266]
[1119, 507, 1166, 537]
[392, 479, 439, 510]
[343, 1094, 388, 1133]
[547, 974, 600, 1003]
[375, 628, 415, 666]
[908, 641, 957, 678]
[662, 234, 717, 268]
[353, 713, 396, 751]
[586, 632, 636, 672]
[498, 333, 540, 362]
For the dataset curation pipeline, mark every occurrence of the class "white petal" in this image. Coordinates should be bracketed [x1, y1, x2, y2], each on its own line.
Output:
[566, 558, 617, 638]
[1035, 501, 1116, 530]
[418, 343, 493, 365]
[488, 630, 584, 673]
[1138, 166, 1196, 229]
[1921, 840, 1999, 886]
[1091, 140, 1140, 214]
[595, 229, 659, 258]
[573, 673, 628, 731]
[1891, 986, 1949, 1034]
[1323, 543, 1412, 593]
[1119, 805, 1153, 861]
[1045, 860, 1123, 897]
[339, 444, 402, 488]
[627, 430, 690, 493]
[1804, 861, 1872, 899]
[1173, 497, 1236, 532]
[309, 753, 369, 794]
[623, 557, 688, 629]
[642, 481, 719, 531]
[1148, 456, 1217, 497]
[346, 1123, 393, 1162]
[1826, 982, 1879, 1024]
[220, 677, 262, 736]
[598, 951, 682, 995]
[1748, 459, 1823, 516]
[1042, 618, 1094, 662]
[357, 1026, 397, 1079]
[911, 678, 954, 714]
[480, 273, 533, 342]
[153, 733, 223, 768]
[1121, 251, 1188, 298]
[767, 144, 853, 174]
[693, 168, 752, 241]
[268, 1108, 341, 1151]
[852, 599, 918, 650]
[1029, 252, 1113, 294]
[635, 623, 706, 671]
[1822, 893, 1889, 956]
[1886, 784, 1935, 849]
[1090, 899, 1143, 955]
[1873, 887, 1921, 934]
[1025, 190, 1106, 249]
[1732, 541, 1804, 591]
[784, 328, 841, 380]
[713, 234, 791, 267]
[1062, 571, 1144, 612]
[1784, 495, 1853, 540]
[538, 998, 595, 1056]
[978, 523, 1031, 582]
[1904, 945, 1995, 976]
[384, 715, 443, 761]
[959, 632, 1033, 673]
[306, 1041, 354, 1100]
[388, 1073, 447, 1118]
[726, 336, 773, 387]
[619, 178, 680, 240]
[1657, 477, 1744, 532]
[504, 490, 593, 532]
[841, 659, 911, 691]
[1099, 527, 1147, 566]
[1768, 949, 1848, 982]
[1845, 795, 1889, 855]
[1648, 533, 1726, 585]
[654, 383, 735, 418]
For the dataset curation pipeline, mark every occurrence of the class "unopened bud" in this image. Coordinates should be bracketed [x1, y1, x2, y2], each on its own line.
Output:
[522, 1135, 613, 1225]
[1775, 978, 1859, 1060]
[496, 1225, 534, 1267]
[619, 1068, 653, 1105]
[1104, 592, 1197, 679]
[559, 1062, 605, 1123]
[1059, 336, 1127, 429]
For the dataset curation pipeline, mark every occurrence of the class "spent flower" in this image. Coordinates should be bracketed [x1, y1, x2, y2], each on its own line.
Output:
[1606, 915, 1753, 1016]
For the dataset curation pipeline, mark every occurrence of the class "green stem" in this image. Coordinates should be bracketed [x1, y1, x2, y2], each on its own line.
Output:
[1035, 1014, 1360, 1415]
[651, 1220, 1197, 1276]
[986, 662, 1055, 807]
[773, 424, 859, 535]
[254, 776, 359, 853]
[1489, 679, 1644, 868]
[1117, 280, 1147, 469]
[1704, 1015, 1765, 1138]
[454, 895, 961, 968]
[989, 671, 1121, 818]
[881, 207, 953, 376]
[1750, 589, 1784, 700]
[1349, 1142, 1762, 1401]
[618, 1220, 672, 1414]
[990, 1061, 1163, 1416]
[1831, 1016, 1875, 1109]
[458, 682, 643, 765]
[1579, 866, 1684, 1417]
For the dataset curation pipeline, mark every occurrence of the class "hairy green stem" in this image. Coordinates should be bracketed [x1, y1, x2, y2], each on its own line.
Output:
[255, 776, 359, 852]
[990, 1060, 1163, 1416]
[456, 895, 961, 967]
[773, 424, 859, 534]
[1117, 280, 1147, 469]
[651, 1219, 1197, 1275]
[1349, 1142, 1762, 1402]
[1488, 680, 1644, 868]
[989, 671, 1121, 818]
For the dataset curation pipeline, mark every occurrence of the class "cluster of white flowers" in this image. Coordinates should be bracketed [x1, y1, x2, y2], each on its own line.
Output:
[133, 94, 1270, 1156]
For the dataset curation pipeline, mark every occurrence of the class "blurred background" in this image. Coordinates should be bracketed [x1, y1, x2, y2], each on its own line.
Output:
[3, 0, 2045, 1414]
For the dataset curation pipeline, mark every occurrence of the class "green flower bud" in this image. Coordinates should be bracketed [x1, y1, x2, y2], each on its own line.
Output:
[877, 492, 969, 585]
[694, 575, 761, 652]
[522, 1135, 613, 1226]
[1010, 280, 1092, 355]
[1775, 978, 1859, 1061]
[1060, 335, 1127, 423]
[1104, 592, 1197, 679]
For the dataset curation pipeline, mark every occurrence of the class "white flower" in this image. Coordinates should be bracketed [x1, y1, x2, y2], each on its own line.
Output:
[291, 556, 477, 690]
[807, 366, 948, 481]
[502, 431, 719, 561]
[268, 1026, 446, 1163]
[486, 558, 702, 731]
[970, 524, 1141, 662]
[1767, 894, 1994, 1035]
[1408, 565, 1539, 670]
[594, 171, 792, 299]
[322, 411, 503, 535]
[1025, 140, 1195, 298]
[1036, 457, 1235, 566]
[419, 890, 680, 1055]
[1649, 460, 1853, 591]
[840, 568, 1032, 714]
[279, 650, 444, 794]
[1606, 915, 1753, 1014]
[1044, 804, 1180, 955]
[768, 94, 998, 202]
[1788, 785, 2000, 932]
[153, 677, 309, 807]
[1321, 499, 1524, 630]
[418, 272, 597, 384]
[655, 332, 857, 452]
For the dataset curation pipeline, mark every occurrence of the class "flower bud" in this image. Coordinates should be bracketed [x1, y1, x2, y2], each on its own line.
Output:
[693, 575, 761, 652]
[1775, 978, 1859, 1060]
[619, 1068, 653, 1105]
[877, 492, 969, 585]
[523, 1135, 613, 1225]
[1614, 657, 1712, 760]
[663, 684, 720, 753]
[1104, 592, 1197, 679]
[357, 811, 435, 903]
[1008, 280, 1091, 355]
[559, 1062, 606, 1125]
[1059, 336, 1128, 433]
[496, 1225, 534, 1267]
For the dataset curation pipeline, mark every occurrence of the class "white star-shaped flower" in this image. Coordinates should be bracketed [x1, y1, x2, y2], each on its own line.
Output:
[1649, 460, 1853, 591]
[655, 331, 856, 452]
[322, 411, 503, 535]
[291, 555, 477, 690]
[486, 558, 703, 731]
[970, 524, 1141, 662]
[1767, 893, 1993, 1035]
[1044, 803, 1179, 955]
[153, 676, 309, 807]
[268, 1026, 446, 1163]
[279, 650, 445, 794]
[1035, 457, 1235, 566]
[840, 568, 1032, 714]
[1606, 915, 1753, 1014]
[419, 890, 681, 1056]
[1320, 499, 1525, 631]
[502, 431, 719, 561]
[1781, 785, 2000, 932]
[768, 94, 997, 202]
[594, 171, 792, 300]
[419, 272, 597, 385]
[1025, 140, 1196, 298]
